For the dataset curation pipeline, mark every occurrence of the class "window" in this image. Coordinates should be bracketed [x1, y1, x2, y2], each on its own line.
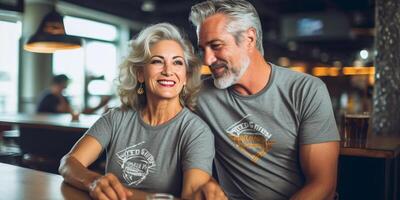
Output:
[0, 20, 21, 113]
[86, 41, 117, 81]
[53, 16, 118, 111]
[52, 48, 85, 109]
[64, 16, 117, 41]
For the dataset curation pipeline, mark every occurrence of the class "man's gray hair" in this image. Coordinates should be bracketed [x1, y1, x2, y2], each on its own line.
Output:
[189, 0, 264, 55]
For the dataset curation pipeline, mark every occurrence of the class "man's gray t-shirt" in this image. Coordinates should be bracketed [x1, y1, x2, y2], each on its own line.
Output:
[196, 63, 340, 200]
[86, 107, 214, 197]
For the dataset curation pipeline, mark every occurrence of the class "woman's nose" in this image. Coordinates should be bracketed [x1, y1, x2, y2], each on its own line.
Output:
[161, 63, 173, 76]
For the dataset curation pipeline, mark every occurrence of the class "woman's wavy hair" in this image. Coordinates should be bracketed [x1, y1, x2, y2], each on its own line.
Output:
[118, 23, 201, 111]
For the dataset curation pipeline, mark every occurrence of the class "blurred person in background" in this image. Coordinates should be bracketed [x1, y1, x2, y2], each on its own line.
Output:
[36, 74, 72, 113]
[189, 0, 340, 199]
[36, 74, 110, 115]
[59, 23, 217, 200]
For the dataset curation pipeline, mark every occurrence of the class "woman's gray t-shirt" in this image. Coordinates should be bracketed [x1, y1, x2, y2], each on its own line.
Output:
[86, 107, 214, 197]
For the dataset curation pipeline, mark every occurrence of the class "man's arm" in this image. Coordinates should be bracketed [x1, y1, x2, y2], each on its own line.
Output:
[291, 141, 340, 200]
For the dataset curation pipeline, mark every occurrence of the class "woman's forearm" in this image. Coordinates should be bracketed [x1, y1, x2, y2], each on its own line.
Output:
[59, 155, 101, 191]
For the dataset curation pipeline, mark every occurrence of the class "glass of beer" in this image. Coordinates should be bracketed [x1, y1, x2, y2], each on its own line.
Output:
[343, 112, 370, 148]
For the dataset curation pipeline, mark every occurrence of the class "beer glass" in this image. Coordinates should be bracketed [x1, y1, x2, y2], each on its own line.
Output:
[343, 113, 370, 148]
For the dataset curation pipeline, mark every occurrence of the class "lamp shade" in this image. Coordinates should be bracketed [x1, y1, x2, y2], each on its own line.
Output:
[24, 10, 82, 53]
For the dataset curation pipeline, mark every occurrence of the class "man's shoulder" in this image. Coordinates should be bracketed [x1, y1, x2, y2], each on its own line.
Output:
[272, 63, 324, 89]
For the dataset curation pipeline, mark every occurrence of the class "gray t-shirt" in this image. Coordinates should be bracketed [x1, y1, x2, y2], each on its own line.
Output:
[196, 63, 340, 200]
[86, 107, 214, 197]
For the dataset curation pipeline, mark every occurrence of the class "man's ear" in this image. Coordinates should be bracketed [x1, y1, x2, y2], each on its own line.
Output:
[137, 69, 144, 83]
[245, 27, 257, 50]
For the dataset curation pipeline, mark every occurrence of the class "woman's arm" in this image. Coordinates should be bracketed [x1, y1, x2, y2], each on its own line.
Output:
[180, 168, 211, 199]
[59, 135, 132, 200]
[179, 117, 226, 200]
[59, 135, 103, 190]
[190, 177, 227, 200]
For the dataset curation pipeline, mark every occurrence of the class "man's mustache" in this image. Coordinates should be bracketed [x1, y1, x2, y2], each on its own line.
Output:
[210, 61, 227, 69]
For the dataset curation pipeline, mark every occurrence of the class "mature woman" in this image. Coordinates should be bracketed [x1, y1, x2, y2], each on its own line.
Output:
[59, 23, 215, 200]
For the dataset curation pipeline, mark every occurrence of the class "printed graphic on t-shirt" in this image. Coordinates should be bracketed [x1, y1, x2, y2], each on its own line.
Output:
[226, 114, 274, 162]
[116, 141, 156, 186]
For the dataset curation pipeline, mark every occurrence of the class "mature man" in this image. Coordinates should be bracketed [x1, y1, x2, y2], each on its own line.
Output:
[189, 0, 340, 199]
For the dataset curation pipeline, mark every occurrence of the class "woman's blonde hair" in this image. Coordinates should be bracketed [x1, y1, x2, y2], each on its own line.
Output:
[118, 23, 201, 111]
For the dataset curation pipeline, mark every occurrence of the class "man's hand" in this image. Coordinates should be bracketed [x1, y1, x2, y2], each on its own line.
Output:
[191, 179, 228, 200]
[89, 173, 133, 200]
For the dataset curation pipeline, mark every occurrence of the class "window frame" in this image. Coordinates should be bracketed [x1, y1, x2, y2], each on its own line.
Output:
[0, 11, 22, 113]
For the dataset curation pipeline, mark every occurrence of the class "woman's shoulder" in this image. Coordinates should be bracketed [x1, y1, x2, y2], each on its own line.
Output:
[179, 108, 213, 133]
[177, 108, 214, 150]
[102, 106, 137, 120]
[181, 107, 207, 123]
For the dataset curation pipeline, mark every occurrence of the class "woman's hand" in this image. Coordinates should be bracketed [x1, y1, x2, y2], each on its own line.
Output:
[191, 179, 228, 200]
[89, 173, 133, 200]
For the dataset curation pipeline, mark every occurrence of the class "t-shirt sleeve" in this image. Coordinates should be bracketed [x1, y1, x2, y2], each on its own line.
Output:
[299, 83, 340, 144]
[85, 110, 114, 149]
[181, 120, 215, 176]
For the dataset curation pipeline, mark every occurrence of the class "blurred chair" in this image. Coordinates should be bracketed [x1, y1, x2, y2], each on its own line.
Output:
[0, 126, 22, 165]
[18, 127, 78, 174]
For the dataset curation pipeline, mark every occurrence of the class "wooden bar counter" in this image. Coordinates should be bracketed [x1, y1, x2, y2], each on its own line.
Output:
[0, 162, 90, 200]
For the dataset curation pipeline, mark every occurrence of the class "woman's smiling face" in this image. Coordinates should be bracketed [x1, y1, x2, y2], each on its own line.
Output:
[138, 40, 187, 103]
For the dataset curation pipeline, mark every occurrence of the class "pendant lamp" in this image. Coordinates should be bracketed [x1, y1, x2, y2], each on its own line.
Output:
[24, 9, 82, 53]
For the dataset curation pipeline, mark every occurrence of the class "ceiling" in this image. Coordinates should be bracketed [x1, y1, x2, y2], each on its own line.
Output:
[61, 0, 375, 65]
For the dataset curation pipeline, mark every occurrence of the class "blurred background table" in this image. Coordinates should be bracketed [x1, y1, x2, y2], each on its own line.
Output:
[0, 113, 102, 173]
[0, 162, 90, 200]
[0, 113, 99, 132]
[338, 132, 399, 200]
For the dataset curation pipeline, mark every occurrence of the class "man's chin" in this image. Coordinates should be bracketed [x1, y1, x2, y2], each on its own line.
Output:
[213, 77, 234, 89]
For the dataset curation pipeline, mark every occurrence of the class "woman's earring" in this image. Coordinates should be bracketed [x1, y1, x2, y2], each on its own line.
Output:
[137, 82, 144, 95]
[181, 85, 186, 97]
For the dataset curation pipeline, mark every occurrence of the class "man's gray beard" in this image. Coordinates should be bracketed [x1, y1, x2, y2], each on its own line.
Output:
[213, 57, 250, 89]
